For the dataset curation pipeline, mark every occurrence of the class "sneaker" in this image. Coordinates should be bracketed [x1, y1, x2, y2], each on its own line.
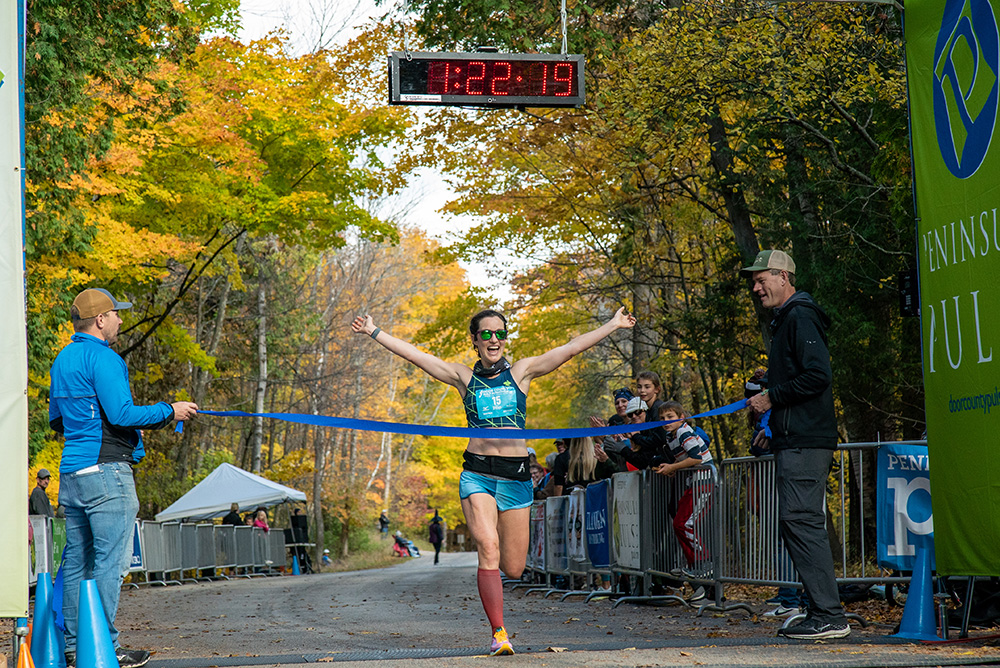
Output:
[117, 648, 151, 668]
[489, 626, 514, 656]
[778, 618, 850, 640]
[687, 585, 706, 602]
[763, 605, 801, 618]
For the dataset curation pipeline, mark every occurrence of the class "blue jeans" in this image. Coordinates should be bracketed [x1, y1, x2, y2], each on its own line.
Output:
[58, 462, 139, 652]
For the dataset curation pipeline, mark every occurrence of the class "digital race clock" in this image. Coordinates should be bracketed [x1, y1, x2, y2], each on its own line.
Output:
[388, 52, 586, 109]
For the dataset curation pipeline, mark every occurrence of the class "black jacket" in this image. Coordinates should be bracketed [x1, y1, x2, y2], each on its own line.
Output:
[764, 291, 838, 450]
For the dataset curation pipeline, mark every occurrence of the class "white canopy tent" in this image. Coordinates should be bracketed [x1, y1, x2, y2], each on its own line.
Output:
[155, 463, 307, 522]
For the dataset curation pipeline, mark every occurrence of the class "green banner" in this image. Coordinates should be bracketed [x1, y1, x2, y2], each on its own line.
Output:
[906, 0, 1000, 575]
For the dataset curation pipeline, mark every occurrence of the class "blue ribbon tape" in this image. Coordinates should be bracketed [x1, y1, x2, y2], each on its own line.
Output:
[176, 397, 749, 439]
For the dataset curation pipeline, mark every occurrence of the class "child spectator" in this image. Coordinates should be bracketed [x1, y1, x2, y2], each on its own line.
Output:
[655, 401, 716, 598]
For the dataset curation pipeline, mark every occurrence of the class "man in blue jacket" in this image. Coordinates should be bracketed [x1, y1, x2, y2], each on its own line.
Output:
[742, 251, 848, 640]
[50, 288, 198, 668]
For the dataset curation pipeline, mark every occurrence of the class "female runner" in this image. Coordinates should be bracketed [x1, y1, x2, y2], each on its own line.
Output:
[351, 307, 635, 655]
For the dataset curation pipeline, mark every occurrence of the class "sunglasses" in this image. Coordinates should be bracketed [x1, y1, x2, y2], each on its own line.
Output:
[477, 329, 508, 341]
[626, 410, 645, 418]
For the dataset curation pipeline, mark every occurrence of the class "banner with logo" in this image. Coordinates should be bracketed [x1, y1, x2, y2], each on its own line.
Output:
[129, 520, 145, 572]
[529, 500, 546, 570]
[906, 0, 1000, 575]
[877, 443, 934, 571]
[544, 495, 568, 573]
[585, 480, 611, 568]
[611, 471, 642, 570]
[0, 0, 29, 617]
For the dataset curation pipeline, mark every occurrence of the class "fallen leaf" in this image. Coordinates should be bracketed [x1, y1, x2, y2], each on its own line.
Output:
[547, 647, 567, 652]
[680, 651, 692, 656]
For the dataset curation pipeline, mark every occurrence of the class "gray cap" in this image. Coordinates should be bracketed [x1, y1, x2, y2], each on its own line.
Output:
[37, 468, 50, 479]
[740, 250, 796, 277]
[72, 288, 133, 319]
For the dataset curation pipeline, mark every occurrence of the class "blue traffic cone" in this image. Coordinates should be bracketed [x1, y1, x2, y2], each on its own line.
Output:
[892, 546, 942, 641]
[292, 555, 301, 576]
[31, 573, 66, 668]
[76, 580, 118, 668]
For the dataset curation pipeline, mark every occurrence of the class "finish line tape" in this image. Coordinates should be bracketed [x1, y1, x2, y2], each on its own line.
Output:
[177, 397, 749, 440]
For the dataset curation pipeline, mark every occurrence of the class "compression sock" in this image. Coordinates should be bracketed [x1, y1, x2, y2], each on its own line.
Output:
[477, 568, 505, 630]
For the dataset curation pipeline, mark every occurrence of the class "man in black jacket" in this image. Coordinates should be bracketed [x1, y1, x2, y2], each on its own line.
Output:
[742, 250, 849, 640]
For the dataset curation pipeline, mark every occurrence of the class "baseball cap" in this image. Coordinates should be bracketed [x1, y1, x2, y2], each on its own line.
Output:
[613, 387, 634, 402]
[37, 468, 50, 479]
[72, 288, 133, 320]
[526, 447, 536, 456]
[625, 397, 648, 415]
[740, 250, 796, 277]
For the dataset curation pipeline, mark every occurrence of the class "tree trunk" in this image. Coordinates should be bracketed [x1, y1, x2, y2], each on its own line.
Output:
[251, 280, 267, 473]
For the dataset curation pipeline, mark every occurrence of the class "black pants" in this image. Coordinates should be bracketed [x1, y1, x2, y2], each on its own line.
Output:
[432, 543, 442, 564]
[775, 447, 846, 624]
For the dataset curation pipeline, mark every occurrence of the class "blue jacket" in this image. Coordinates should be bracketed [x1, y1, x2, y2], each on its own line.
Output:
[50, 333, 174, 473]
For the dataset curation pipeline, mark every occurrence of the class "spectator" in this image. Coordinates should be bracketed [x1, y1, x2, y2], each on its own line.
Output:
[655, 401, 717, 602]
[429, 511, 445, 565]
[742, 249, 848, 640]
[379, 509, 390, 539]
[322, 549, 332, 567]
[589, 387, 634, 469]
[600, 397, 660, 471]
[252, 508, 270, 533]
[561, 437, 617, 491]
[526, 447, 540, 470]
[50, 287, 198, 668]
[608, 387, 633, 426]
[222, 503, 242, 526]
[29, 469, 54, 517]
[554, 438, 567, 455]
[530, 463, 547, 499]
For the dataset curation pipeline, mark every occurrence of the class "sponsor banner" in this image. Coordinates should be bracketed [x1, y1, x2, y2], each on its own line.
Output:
[906, 0, 1000, 574]
[612, 471, 642, 570]
[130, 520, 145, 572]
[0, 0, 29, 617]
[567, 488, 587, 563]
[878, 443, 935, 571]
[529, 501, 546, 570]
[544, 495, 568, 573]
[585, 480, 611, 568]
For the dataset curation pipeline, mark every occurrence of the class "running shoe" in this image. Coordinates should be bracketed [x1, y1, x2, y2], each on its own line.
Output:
[687, 585, 707, 603]
[489, 626, 514, 656]
[778, 618, 850, 640]
[763, 605, 801, 618]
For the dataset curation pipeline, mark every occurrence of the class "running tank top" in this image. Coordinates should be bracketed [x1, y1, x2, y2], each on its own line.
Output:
[463, 368, 528, 429]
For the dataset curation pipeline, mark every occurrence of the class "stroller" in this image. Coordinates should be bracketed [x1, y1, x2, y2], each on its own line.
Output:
[392, 531, 421, 557]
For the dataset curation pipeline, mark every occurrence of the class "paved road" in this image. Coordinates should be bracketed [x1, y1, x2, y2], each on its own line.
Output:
[113, 552, 1000, 667]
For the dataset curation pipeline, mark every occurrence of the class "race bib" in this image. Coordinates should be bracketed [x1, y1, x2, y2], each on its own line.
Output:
[475, 385, 517, 419]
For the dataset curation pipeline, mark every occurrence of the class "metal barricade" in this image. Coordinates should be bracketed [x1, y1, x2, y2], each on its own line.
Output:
[252, 527, 270, 574]
[28, 515, 53, 585]
[526, 496, 569, 596]
[268, 529, 287, 571]
[197, 524, 216, 578]
[161, 522, 183, 582]
[139, 521, 173, 586]
[215, 525, 237, 578]
[179, 523, 202, 583]
[512, 500, 547, 590]
[234, 525, 255, 577]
